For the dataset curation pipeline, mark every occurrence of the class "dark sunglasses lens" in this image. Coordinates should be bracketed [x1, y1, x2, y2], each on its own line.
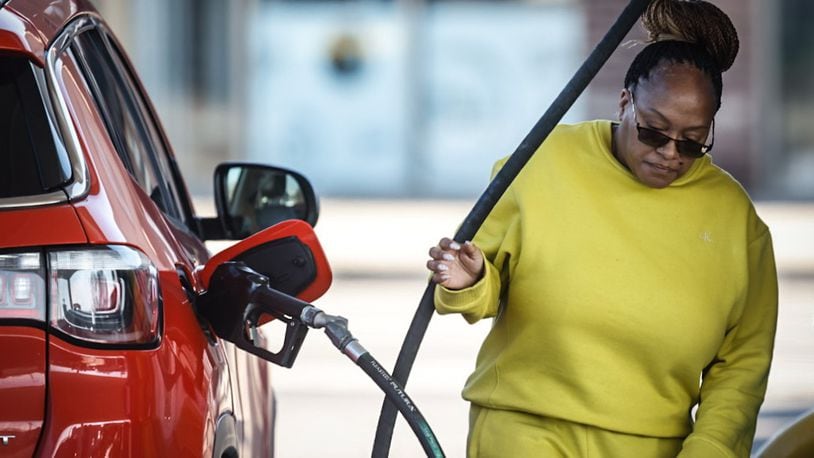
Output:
[676, 141, 705, 158]
[636, 127, 670, 148]
[638, 126, 707, 158]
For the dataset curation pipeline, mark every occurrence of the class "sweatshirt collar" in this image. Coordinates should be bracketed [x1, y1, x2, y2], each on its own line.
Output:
[598, 120, 710, 188]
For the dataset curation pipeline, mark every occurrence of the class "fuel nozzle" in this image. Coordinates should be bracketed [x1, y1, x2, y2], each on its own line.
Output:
[197, 262, 311, 368]
[300, 307, 366, 362]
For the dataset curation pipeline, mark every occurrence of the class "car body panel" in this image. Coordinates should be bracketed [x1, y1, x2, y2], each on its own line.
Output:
[0, 205, 87, 249]
[6, 0, 93, 57]
[0, 7, 46, 66]
[37, 278, 229, 458]
[228, 344, 274, 457]
[0, 327, 46, 458]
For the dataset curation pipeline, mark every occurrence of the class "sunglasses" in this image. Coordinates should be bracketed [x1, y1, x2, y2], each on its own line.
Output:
[630, 92, 714, 158]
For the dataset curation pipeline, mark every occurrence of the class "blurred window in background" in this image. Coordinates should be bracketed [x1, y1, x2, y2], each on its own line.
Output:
[779, 0, 814, 198]
[245, 0, 585, 197]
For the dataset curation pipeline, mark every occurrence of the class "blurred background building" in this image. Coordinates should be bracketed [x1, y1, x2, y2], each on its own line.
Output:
[92, 0, 813, 199]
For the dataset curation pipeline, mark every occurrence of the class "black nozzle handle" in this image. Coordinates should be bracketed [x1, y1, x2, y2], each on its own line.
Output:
[198, 262, 312, 368]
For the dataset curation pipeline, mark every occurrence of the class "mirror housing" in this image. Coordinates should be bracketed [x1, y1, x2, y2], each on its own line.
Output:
[200, 163, 319, 241]
[197, 219, 332, 368]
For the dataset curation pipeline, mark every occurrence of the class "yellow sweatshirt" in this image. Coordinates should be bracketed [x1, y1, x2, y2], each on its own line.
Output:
[435, 120, 778, 457]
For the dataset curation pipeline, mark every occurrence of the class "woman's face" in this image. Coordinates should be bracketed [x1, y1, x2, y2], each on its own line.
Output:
[614, 63, 717, 188]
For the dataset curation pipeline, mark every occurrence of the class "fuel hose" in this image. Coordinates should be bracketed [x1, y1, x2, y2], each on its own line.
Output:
[372, 1, 654, 456]
[300, 307, 445, 457]
[200, 262, 445, 456]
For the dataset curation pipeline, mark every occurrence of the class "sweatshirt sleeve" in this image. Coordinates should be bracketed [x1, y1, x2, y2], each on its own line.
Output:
[434, 158, 522, 324]
[434, 257, 502, 324]
[678, 228, 779, 457]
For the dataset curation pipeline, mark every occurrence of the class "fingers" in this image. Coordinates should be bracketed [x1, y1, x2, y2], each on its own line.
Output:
[436, 276, 451, 286]
[461, 240, 479, 257]
[429, 246, 455, 262]
[426, 259, 450, 284]
[427, 237, 481, 288]
[428, 237, 461, 285]
[425, 259, 449, 273]
[429, 238, 476, 262]
[432, 272, 450, 286]
[438, 237, 462, 252]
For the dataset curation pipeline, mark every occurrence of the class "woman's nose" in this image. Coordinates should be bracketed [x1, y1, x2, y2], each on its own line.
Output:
[657, 139, 681, 160]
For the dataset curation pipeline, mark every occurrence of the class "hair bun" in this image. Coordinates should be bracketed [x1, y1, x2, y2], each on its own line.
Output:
[641, 0, 739, 72]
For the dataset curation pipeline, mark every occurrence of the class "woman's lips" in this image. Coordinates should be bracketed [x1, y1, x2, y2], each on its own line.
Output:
[644, 161, 676, 174]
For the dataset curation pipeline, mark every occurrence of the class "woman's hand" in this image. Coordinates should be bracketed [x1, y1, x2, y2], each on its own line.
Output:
[426, 237, 484, 290]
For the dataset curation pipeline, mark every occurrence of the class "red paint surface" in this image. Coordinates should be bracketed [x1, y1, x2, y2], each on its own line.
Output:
[38, 277, 228, 458]
[0, 8, 46, 66]
[0, 328, 46, 458]
[0, 206, 87, 249]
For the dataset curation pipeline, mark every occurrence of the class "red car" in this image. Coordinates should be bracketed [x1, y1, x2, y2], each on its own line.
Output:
[0, 1, 324, 456]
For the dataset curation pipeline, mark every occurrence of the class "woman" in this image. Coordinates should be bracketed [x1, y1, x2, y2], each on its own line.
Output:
[426, 1, 778, 456]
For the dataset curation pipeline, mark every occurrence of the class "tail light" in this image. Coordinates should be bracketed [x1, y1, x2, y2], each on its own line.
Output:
[48, 246, 161, 347]
[0, 246, 160, 347]
[0, 252, 46, 320]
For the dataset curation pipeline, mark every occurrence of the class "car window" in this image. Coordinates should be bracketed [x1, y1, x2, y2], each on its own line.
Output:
[105, 37, 189, 226]
[0, 56, 72, 198]
[68, 28, 182, 220]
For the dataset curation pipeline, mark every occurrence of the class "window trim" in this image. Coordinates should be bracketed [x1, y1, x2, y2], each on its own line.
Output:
[43, 15, 96, 203]
[98, 28, 196, 228]
[69, 26, 182, 221]
[58, 15, 193, 227]
[97, 31, 185, 222]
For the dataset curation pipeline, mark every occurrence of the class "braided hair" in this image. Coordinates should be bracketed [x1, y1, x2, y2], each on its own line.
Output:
[623, 0, 740, 111]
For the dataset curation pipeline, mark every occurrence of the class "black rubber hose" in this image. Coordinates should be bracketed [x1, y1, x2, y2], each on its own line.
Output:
[357, 352, 445, 458]
[372, 1, 654, 456]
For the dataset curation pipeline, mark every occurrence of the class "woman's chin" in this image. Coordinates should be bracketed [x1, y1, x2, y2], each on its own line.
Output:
[635, 171, 675, 188]
[635, 163, 679, 188]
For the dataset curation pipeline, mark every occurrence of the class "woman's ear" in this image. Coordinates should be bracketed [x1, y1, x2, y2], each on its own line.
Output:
[618, 88, 632, 121]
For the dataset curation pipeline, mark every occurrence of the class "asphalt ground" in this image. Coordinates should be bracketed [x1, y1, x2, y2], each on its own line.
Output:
[202, 198, 814, 457]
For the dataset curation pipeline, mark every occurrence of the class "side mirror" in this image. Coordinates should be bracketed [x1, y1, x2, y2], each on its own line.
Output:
[201, 163, 319, 241]
[197, 219, 332, 368]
